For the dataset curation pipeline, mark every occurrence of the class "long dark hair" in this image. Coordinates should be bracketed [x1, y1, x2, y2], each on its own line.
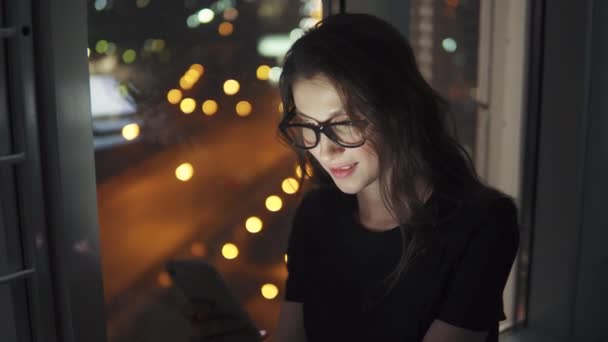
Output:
[278, 13, 488, 297]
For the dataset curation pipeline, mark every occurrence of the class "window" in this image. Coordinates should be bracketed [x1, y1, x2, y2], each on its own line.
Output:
[87, 1, 322, 340]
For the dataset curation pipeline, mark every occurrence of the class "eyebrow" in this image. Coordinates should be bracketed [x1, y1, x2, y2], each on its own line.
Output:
[294, 108, 348, 123]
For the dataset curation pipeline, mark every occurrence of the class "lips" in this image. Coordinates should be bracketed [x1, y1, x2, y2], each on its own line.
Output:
[328, 162, 358, 179]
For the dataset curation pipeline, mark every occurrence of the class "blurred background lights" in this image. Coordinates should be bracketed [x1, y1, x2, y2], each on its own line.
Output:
[284, 254, 288, 263]
[175, 163, 194, 181]
[95, 40, 109, 54]
[281, 177, 299, 194]
[122, 49, 137, 64]
[151, 39, 165, 52]
[299, 17, 319, 30]
[295, 164, 313, 178]
[256, 65, 271, 80]
[157, 271, 172, 288]
[223, 7, 239, 21]
[198, 8, 215, 23]
[190, 242, 207, 257]
[222, 243, 239, 259]
[268, 67, 282, 84]
[180, 98, 196, 114]
[105, 42, 117, 55]
[167, 89, 183, 104]
[223, 79, 240, 95]
[261, 283, 279, 300]
[218, 22, 234, 36]
[87, 48, 91, 57]
[289, 28, 305, 41]
[187, 15, 201, 28]
[185, 69, 201, 81]
[442, 38, 457, 52]
[94, 0, 107, 11]
[180, 77, 194, 90]
[190, 63, 204, 75]
[121, 123, 140, 141]
[265, 195, 283, 212]
[202, 100, 218, 115]
[257, 34, 292, 59]
[236, 101, 252, 117]
[245, 216, 263, 233]
[136, 0, 151, 8]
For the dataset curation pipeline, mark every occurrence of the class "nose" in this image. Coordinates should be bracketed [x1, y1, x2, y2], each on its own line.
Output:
[317, 133, 344, 163]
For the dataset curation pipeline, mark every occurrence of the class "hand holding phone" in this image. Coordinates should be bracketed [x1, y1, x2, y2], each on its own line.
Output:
[166, 259, 267, 341]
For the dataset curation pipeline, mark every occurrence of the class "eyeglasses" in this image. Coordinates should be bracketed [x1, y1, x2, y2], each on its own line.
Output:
[279, 119, 367, 149]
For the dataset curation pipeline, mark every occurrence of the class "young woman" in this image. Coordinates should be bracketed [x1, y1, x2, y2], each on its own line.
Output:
[274, 13, 520, 342]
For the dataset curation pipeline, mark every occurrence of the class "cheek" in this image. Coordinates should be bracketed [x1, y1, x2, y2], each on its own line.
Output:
[355, 143, 379, 171]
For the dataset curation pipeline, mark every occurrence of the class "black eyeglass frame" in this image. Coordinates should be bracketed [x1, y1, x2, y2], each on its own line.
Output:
[279, 120, 368, 149]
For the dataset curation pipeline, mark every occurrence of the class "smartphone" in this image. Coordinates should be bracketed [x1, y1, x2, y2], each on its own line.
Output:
[165, 258, 255, 325]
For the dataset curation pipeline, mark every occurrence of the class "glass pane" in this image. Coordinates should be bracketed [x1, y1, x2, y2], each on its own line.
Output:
[409, 0, 528, 331]
[409, 0, 480, 157]
[87, 1, 322, 340]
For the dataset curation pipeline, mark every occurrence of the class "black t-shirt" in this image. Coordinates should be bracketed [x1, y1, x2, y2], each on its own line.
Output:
[284, 186, 520, 342]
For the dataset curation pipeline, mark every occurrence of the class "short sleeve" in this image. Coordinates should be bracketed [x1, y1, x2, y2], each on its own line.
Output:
[284, 190, 320, 302]
[437, 197, 520, 331]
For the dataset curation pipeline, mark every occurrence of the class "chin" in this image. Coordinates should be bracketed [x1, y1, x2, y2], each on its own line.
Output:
[333, 180, 364, 194]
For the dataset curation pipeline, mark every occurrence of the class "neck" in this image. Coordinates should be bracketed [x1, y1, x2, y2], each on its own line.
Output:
[356, 181, 400, 231]
[355, 178, 433, 232]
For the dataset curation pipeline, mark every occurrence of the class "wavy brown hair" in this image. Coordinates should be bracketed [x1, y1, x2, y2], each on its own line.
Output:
[277, 13, 489, 299]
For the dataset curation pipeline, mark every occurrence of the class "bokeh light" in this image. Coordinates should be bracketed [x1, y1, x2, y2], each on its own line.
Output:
[175, 163, 194, 182]
[261, 283, 279, 299]
[265, 195, 283, 212]
[121, 123, 140, 141]
[284, 254, 288, 263]
[295, 164, 313, 178]
[190, 242, 207, 257]
[223, 7, 239, 21]
[122, 49, 136, 64]
[167, 89, 183, 104]
[187, 15, 200, 28]
[94, 0, 108, 11]
[136, 0, 150, 8]
[236, 101, 252, 117]
[157, 271, 172, 288]
[223, 79, 240, 95]
[190, 63, 204, 76]
[245, 216, 263, 233]
[222, 243, 239, 259]
[268, 66, 282, 84]
[180, 77, 194, 90]
[180, 98, 196, 114]
[218, 22, 234, 36]
[106, 42, 117, 55]
[256, 65, 271, 80]
[202, 100, 218, 116]
[95, 40, 109, 54]
[442, 38, 457, 52]
[281, 177, 299, 194]
[185, 69, 201, 81]
[198, 8, 215, 23]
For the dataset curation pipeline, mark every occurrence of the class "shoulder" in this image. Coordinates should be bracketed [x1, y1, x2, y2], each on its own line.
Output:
[438, 188, 520, 252]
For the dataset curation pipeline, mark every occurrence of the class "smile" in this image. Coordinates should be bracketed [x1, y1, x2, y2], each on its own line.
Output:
[328, 163, 358, 179]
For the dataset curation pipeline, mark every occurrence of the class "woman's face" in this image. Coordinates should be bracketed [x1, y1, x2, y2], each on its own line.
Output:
[291, 76, 380, 195]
